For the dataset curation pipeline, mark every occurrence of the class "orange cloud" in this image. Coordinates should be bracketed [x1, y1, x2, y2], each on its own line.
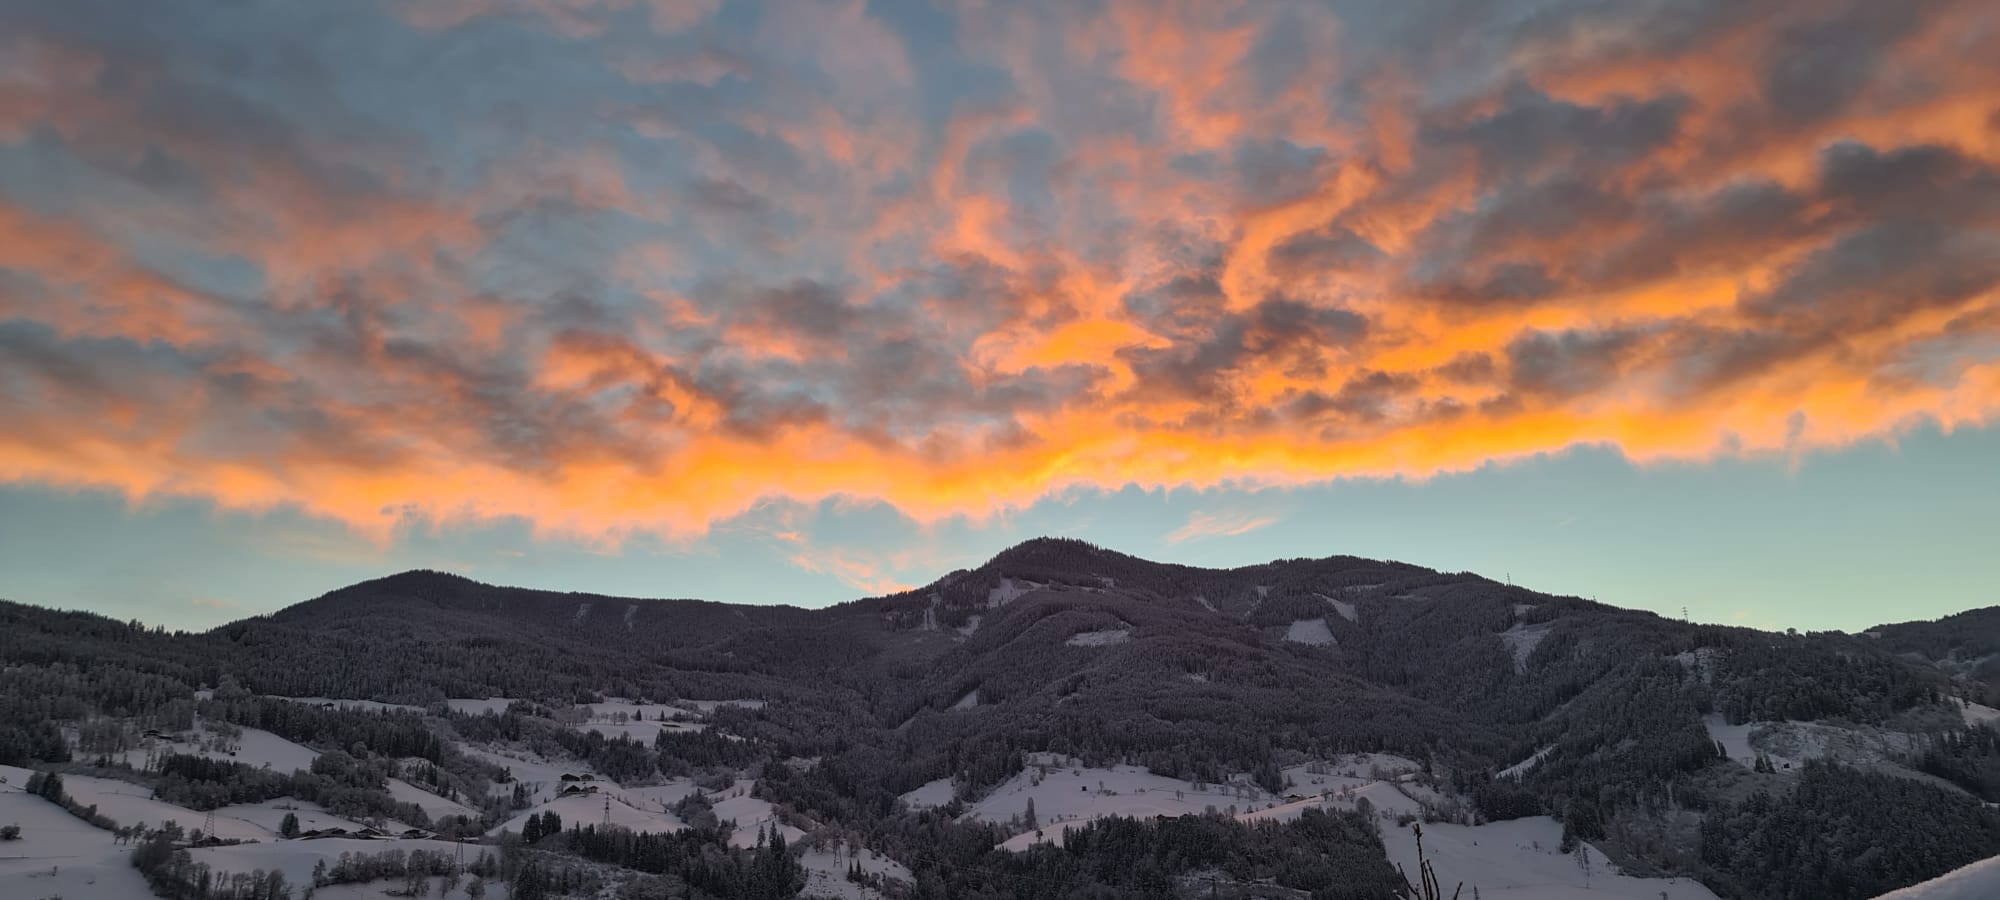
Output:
[1165, 510, 1280, 544]
[0, 0, 1996, 551]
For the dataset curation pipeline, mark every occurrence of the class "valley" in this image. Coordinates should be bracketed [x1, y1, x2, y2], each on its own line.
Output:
[4, 538, 1999, 899]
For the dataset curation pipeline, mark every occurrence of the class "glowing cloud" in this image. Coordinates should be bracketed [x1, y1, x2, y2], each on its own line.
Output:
[1165, 511, 1281, 545]
[0, 0, 1995, 547]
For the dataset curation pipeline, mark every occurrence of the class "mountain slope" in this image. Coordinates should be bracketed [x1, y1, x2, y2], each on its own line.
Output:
[3, 538, 1995, 899]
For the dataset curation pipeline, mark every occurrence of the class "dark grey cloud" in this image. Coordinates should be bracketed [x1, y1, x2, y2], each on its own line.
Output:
[1506, 328, 1647, 399]
[1423, 87, 1690, 184]
[1762, 5, 1920, 126]
[1267, 224, 1384, 278]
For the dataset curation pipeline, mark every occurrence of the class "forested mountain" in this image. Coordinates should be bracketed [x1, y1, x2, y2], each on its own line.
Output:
[3, 537, 1996, 899]
[1866, 607, 2000, 705]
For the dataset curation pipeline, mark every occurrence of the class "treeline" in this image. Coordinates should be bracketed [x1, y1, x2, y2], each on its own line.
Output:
[200, 693, 445, 762]
[1698, 760, 2000, 899]
[564, 823, 803, 899]
[888, 807, 1402, 899]
[1919, 724, 2000, 800]
[147, 750, 431, 826]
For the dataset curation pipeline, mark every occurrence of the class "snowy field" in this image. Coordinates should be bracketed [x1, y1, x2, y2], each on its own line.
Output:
[112, 720, 324, 774]
[0, 767, 157, 900]
[488, 788, 685, 837]
[1381, 817, 1721, 900]
[210, 798, 376, 835]
[386, 776, 479, 821]
[710, 779, 807, 848]
[933, 760, 1283, 850]
[58, 770, 273, 840]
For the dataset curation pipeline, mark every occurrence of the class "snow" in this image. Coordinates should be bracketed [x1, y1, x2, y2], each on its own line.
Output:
[1702, 715, 1761, 766]
[988, 577, 1039, 608]
[970, 762, 1279, 850]
[1672, 648, 1721, 683]
[1958, 699, 2000, 728]
[1499, 622, 1553, 673]
[385, 777, 479, 821]
[1318, 593, 1358, 622]
[1064, 628, 1131, 647]
[1872, 853, 2000, 899]
[1236, 778, 1426, 823]
[1284, 618, 1336, 646]
[799, 841, 912, 899]
[1701, 714, 1920, 771]
[617, 780, 703, 809]
[920, 593, 941, 631]
[709, 781, 805, 849]
[458, 744, 602, 806]
[1194, 594, 1218, 613]
[210, 798, 373, 835]
[899, 778, 956, 810]
[116, 720, 323, 774]
[955, 614, 982, 637]
[189, 837, 470, 890]
[55, 771, 272, 840]
[1381, 817, 1722, 900]
[565, 698, 724, 740]
[0, 768, 157, 900]
[489, 787, 685, 837]
[950, 690, 980, 711]
[1255, 585, 1271, 597]
[1497, 745, 1556, 780]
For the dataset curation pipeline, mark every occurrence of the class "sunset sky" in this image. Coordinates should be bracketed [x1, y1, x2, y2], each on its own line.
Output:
[2, 0, 1996, 632]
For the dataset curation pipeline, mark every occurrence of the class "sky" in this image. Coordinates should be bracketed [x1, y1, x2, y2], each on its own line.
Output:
[0, 0, 1996, 633]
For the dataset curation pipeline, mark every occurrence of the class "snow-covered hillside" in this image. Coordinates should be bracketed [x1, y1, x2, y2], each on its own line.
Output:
[1382, 817, 1721, 900]
[1872, 854, 2000, 899]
